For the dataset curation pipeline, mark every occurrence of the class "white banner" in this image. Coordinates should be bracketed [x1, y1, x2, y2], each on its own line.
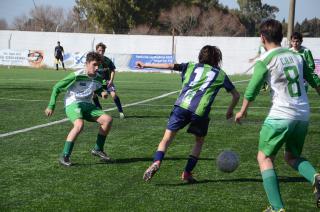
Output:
[0, 49, 44, 68]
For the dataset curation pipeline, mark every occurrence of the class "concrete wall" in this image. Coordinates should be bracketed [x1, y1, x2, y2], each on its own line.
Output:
[0, 30, 319, 75]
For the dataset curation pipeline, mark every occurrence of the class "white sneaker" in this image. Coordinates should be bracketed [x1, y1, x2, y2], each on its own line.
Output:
[119, 112, 125, 119]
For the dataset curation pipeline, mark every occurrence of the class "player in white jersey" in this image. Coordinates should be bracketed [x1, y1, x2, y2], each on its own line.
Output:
[235, 19, 320, 212]
[45, 52, 113, 166]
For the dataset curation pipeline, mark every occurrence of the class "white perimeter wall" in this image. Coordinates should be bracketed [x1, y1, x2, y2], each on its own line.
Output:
[0, 30, 319, 75]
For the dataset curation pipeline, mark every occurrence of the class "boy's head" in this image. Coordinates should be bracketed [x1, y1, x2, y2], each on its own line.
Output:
[96, 42, 106, 56]
[259, 19, 283, 46]
[85, 51, 102, 76]
[57, 41, 60, 46]
[290, 32, 303, 50]
[198, 45, 222, 68]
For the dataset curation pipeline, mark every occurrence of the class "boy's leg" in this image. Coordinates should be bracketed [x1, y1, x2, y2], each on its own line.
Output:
[143, 129, 177, 181]
[285, 152, 317, 184]
[92, 94, 102, 109]
[110, 91, 124, 118]
[60, 119, 84, 166]
[91, 114, 113, 161]
[182, 136, 204, 183]
[285, 152, 320, 208]
[258, 151, 284, 211]
[61, 58, 66, 70]
[258, 118, 292, 210]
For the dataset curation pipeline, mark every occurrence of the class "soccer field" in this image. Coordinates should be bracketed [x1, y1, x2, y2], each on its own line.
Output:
[0, 67, 319, 211]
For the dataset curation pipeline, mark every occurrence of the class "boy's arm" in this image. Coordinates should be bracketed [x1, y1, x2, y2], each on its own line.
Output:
[136, 61, 174, 69]
[226, 88, 240, 120]
[235, 61, 268, 123]
[46, 73, 76, 111]
[304, 49, 315, 70]
[223, 75, 240, 119]
[303, 60, 320, 94]
[243, 61, 268, 101]
[108, 69, 115, 87]
[235, 98, 250, 124]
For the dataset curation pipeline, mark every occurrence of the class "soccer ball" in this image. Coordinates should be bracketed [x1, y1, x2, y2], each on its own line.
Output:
[216, 150, 239, 173]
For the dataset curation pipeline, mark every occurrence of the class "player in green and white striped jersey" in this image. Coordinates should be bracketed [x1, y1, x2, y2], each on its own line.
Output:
[290, 32, 316, 92]
[45, 52, 113, 167]
[235, 19, 320, 212]
[136, 45, 240, 183]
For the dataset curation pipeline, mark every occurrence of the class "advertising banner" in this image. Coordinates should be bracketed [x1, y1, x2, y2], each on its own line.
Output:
[0, 49, 44, 67]
[128, 54, 174, 72]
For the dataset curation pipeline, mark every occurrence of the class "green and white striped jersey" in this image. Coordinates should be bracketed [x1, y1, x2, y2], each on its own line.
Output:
[47, 69, 104, 109]
[174, 62, 235, 117]
[245, 47, 320, 121]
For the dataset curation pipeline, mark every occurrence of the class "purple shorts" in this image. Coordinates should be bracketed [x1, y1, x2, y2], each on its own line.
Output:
[166, 106, 210, 137]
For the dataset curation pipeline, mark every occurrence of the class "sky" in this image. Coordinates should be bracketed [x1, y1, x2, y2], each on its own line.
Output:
[1, 0, 319, 26]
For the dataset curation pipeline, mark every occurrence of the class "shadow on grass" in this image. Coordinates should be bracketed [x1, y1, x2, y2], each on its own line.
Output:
[71, 156, 215, 166]
[156, 176, 307, 187]
[112, 115, 168, 119]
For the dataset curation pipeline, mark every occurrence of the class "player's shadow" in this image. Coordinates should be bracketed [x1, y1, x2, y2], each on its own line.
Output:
[156, 176, 307, 187]
[71, 157, 214, 166]
[116, 115, 168, 119]
[105, 157, 215, 164]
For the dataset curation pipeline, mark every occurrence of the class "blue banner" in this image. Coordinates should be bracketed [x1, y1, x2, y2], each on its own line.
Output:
[129, 54, 174, 70]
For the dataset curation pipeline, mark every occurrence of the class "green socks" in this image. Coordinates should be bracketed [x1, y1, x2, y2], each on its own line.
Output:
[95, 134, 106, 151]
[293, 158, 317, 184]
[261, 169, 284, 210]
[62, 141, 74, 157]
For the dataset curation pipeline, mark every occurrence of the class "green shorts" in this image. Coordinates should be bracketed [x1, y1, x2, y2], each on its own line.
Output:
[259, 118, 309, 157]
[65, 102, 105, 123]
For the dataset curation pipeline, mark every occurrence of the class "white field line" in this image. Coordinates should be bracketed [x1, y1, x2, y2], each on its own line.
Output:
[0, 79, 180, 84]
[0, 90, 179, 138]
[0, 79, 250, 138]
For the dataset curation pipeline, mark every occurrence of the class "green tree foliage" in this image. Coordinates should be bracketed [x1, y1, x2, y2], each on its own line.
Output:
[236, 0, 279, 35]
[75, 0, 176, 33]
[75, 0, 244, 35]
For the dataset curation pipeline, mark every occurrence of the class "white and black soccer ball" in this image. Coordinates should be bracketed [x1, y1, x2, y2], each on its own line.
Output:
[216, 150, 239, 173]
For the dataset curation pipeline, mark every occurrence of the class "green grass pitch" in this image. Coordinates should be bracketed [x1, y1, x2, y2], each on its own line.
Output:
[0, 66, 319, 211]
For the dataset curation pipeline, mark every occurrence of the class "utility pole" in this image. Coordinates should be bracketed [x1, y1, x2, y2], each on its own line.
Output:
[287, 0, 296, 47]
[171, 27, 176, 73]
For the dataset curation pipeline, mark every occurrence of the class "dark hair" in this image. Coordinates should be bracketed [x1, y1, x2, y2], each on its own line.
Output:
[86, 51, 102, 63]
[96, 42, 106, 50]
[291, 32, 303, 42]
[198, 45, 222, 68]
[259, 19, 283, 44]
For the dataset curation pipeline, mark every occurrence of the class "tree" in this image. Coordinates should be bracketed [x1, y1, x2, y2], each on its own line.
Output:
[0, 19, 8, 30]
[158, 4, 201, 35]
[75, 0, 176, 33]
[236, 0, 279, 36]
[12, 5, 64, 31]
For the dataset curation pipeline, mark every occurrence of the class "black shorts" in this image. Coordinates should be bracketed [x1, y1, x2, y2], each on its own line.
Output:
[55, 56, 63, 61]
[166, 106, 210, 137]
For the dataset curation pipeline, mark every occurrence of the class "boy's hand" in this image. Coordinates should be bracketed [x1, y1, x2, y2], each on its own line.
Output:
[234, 111, 246, 124]
[101, 91, 108, 99]
[45, 108, 54, 117]
[135, 61, 145, 69]
[107, 80, 113, 88]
